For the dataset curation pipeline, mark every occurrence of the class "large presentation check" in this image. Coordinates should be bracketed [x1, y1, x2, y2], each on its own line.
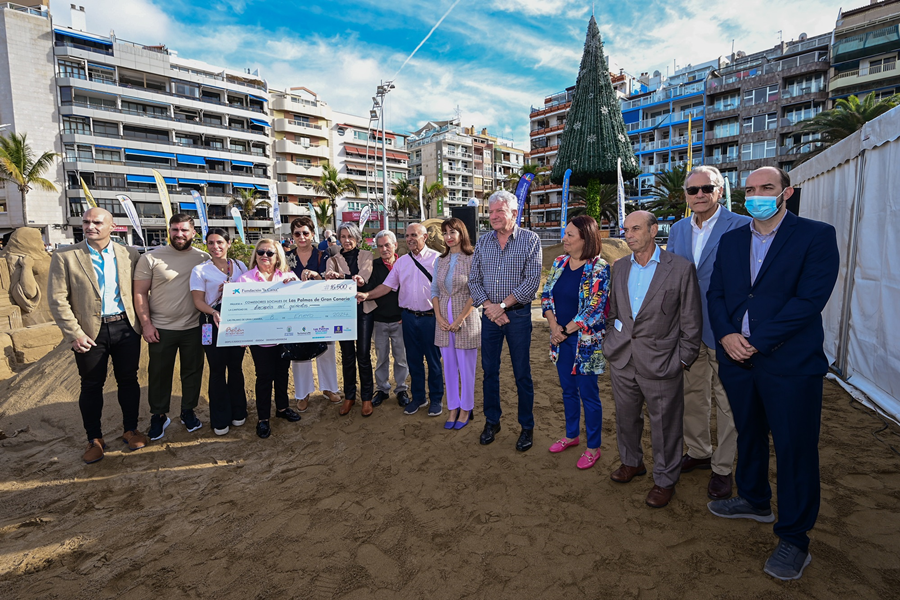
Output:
[216, 279, 358, 347]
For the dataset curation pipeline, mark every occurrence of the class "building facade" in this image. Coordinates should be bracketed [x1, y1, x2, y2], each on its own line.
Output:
[830, 0, 900, 102]
[407, 120, 475, 219]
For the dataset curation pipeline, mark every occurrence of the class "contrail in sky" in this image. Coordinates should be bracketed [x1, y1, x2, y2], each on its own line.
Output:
[390, 0, 463, 82]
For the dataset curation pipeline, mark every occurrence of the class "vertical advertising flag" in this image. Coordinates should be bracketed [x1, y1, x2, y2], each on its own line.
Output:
[230, 206, 245, 243]
[271, 191, 280, 238]
[115, 194, 145, 246]
[616, 158, 627, 236]
[514, 172, 535, 226]
[560, 168, 572, 240]
[437, 149, 444, 216]
[686, 114, 693, 169]
[308, 202, 320, 243]
[151, 169, 174, 241]
[359, 205, 371, 230]
[418, 175, 425, 219]
[190, 190, 210, 241]
[724, 176, 732, 212]
[79, 177, 98, 208]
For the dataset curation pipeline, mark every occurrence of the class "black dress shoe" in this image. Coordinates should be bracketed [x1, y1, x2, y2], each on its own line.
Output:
[275, 407, 302, 422]
[515, 429, 534, 452]
[479, 422, 501, 445]
[397, 390, 411, 407]
[373, 390, 389, 407]
[256, 420, 271, 438]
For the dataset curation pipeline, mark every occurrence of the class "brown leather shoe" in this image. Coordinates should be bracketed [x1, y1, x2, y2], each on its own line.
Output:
[122, 430, 148, 450]
[708, 472, 734, 500]
[325, 391, 341, 404]
[610, 462, 648, 483]
[361, 400, 374, 417]
[680, 453, 712, 473]
[297, 395, 309, 413]
[83, 438, 106, 464]
[646, 484, 675, 508]
[339, 398, 355, 416]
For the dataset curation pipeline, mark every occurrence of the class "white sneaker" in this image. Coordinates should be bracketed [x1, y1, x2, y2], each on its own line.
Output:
[213, 426, 229, 436]
[231, 418, 246, 427]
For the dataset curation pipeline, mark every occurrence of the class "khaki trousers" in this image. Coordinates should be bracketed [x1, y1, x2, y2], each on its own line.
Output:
[682, 342, 737, 475]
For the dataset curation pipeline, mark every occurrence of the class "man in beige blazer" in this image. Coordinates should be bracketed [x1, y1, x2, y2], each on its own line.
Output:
[604, 211, 702, 508]
[48, 207, 146, 464]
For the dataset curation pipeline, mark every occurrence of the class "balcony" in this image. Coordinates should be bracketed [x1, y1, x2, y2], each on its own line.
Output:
[530, 122, 565, 137]
[445, 149, 473, 159]
[832, 25, 900, 63]
[276, 161, 323, 178]
[530, 101, 571, 117]
[619, 81, 706, 111]
[274, 138, 329, 158]
[273, 118, 329, 138]
[276, 181, 320, 197]
[830, 61, 898, 92]
[704, 155, 738, 166]
[270, 96, 328, 118]
[444, 164, 472, 175]
[530, 144, 559, 156]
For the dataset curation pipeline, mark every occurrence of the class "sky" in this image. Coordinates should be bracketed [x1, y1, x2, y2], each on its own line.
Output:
[49, 0, 844, 148]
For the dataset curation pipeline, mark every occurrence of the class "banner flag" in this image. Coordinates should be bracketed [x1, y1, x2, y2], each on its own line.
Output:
[560, 168, 572, 240]
[115, 194, 144, 245]
[271, 191, 280, 236]
[514, 172, 535, 226]
[358, 205, 371, 230]
[724, 176, 732, 212]
[80, 178, 98, 208]
[190, 190, 210, 241]
[616, 158, 626, 236]
[418, 175, 425, 218]
[151, 169, 174, 242]
[308, 202, 320, 243]
[230, 206, 245, 243]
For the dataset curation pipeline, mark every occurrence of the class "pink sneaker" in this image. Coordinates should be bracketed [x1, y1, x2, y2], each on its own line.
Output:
[549, 437, 580, 453]
[576, 449, 601, 470]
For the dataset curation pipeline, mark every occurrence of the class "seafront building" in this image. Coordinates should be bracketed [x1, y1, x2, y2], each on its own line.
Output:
[829, 0, 900, 102]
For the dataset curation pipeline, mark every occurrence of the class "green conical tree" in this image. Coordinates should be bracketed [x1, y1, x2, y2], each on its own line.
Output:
[550, 16, 640, 221]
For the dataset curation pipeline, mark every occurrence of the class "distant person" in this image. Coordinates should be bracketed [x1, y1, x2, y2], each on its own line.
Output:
[707, 166, 839, 581]
[468, 190, 542, 451]
[604, 211, 702, 509]
[667, 166, 751, 501]
[133, 214, 209, 441]
[190, 228, 248, 436]
[432, 218, 479, 430]
[317, 229, 333, 252]
[541, 216, 609, 469]
[48, 207, 146, 464]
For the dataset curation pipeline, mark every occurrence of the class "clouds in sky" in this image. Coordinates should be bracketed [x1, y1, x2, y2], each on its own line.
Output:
[49, 0, 842, 147]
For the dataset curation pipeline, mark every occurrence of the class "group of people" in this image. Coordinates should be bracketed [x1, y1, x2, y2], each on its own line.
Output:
[46, 165, 838, 582]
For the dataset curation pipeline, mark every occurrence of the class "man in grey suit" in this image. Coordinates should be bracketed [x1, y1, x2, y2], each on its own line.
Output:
[604, 210, 702, 508]
[667, 166, 751, 501]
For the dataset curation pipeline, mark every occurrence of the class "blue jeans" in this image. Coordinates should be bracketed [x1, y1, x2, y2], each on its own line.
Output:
[481, 306, 534, 429]
[401, 310, 443, 409]
[556, 336, 602, 448]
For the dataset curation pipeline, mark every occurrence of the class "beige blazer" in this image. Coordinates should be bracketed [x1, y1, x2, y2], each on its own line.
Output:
[433, 252, 480, 349]
[327, 249, 376, 314]
[603, 249, 702, 380]
[48, 240, 142, 343]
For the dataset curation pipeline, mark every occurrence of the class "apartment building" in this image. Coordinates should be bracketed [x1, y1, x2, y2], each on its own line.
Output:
[830, 0, 900, 102]
[407, 120, 475, 218]
[462, 126, 494, 204]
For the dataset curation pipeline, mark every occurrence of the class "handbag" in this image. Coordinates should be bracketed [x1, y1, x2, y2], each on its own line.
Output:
[281, 342, 328, 361]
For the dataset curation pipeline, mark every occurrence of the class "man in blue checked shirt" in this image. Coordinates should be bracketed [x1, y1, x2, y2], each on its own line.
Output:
[469, 190, 542, 452]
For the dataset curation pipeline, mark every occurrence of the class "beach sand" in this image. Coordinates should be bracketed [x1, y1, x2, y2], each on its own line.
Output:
[0, 319, 898, 599]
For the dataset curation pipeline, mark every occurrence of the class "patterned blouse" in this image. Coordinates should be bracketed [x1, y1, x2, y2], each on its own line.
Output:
[541, 254, 611, 375]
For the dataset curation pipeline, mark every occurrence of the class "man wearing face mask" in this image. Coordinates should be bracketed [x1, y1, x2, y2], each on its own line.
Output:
[706, 166, 839, 581]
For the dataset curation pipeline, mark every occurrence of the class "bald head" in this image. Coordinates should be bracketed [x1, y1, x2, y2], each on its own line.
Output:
[405, 223, 428, 254]
[624, 210, 656, 229]
[82, 207, 114, 250]
[623, 210, 658, 256]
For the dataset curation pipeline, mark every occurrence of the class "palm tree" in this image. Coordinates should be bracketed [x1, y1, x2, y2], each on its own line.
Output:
[230, 187, 271, 238]
[795, 93, 900, 163]
[645, 164, 688, 220]
[303, 163, 359, 230]
[393, 177, 420, 224]
[570, 183, 619, 229]
[312, 199, 332, 234]
[0, 132, 59, 227]
[422, 181, 448, 219]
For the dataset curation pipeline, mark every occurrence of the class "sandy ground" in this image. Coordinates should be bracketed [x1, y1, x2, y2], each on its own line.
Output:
[0, 317, 899, 599]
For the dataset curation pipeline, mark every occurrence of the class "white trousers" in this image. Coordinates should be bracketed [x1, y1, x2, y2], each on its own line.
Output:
[291, 342, 339, 399]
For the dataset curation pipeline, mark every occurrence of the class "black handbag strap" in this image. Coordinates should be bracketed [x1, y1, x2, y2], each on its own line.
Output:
[409, 253, 433, 282]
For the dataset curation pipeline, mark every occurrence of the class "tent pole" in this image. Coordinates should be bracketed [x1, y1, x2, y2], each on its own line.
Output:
[835, 149, 866, 379]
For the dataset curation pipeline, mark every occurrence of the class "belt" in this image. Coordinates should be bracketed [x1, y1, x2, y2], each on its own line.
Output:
[101, 312, 127, 323]
[403, 308, 435, 317]
[504, 303, 527, 312]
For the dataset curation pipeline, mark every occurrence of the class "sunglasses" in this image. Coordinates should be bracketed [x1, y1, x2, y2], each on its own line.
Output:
[292, 230, 311, 237]
[686, 185, 718, 195]
[256, 249, 276, 257]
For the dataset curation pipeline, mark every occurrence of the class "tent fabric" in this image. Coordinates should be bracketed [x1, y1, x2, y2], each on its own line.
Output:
[793, 106, 900, 423]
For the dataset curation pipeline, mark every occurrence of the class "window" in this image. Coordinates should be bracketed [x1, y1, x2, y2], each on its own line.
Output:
[95, 172, 126, 190]
[784, 74, 825, 97]
[63, 117, 91, 135]
[741, 140, 776, 160]
[784, 103, 823, 125]
[202, 114, 223, 126]
[353, 130, 368, 141]
[73, 93, 117, 110]
[742, 113, 777, 133]
[712, 93, 740, 111]
[868, 56, 897, 73]
[740, 171, 753, 186]
[713, 118, 739, 138]
[121, 100, 168, 117]
[743, 85, 779, 106]
[173, 81, 200, 98]
[122, 125, 169, 143]
[92, 120, 119, 137]
[58, 59, 86, 79]
[95, 148, 121, 163]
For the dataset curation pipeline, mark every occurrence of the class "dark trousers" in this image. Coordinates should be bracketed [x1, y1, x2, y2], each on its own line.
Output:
[401, 310, 444, 408]
[249, 345, 291, 420]
[203, 322, 248, 429]
[338, 309, 374, 401]
[481, 305, 534, 429]
[147, 326, 204, 415]
[719, 362, 823, 552]
[74, 320, 142, 440]
[556, 336, 602, 448]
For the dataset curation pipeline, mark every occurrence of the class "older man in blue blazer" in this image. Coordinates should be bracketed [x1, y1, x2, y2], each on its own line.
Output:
[668, 166, 750, 502]
[707, 166, 839, 581]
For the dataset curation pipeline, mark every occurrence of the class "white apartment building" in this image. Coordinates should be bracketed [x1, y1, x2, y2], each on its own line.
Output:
[407, 120, 475, 219]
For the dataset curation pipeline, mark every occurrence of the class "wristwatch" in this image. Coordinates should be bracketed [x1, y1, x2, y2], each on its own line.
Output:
[499, 302, 507, 310]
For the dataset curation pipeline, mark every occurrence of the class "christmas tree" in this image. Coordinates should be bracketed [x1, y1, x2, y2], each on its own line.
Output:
[551, 16, 640, 219]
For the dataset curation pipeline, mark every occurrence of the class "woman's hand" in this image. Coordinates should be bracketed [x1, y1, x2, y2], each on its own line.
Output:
[324, 271, 342, 280]
[436, 315, 451, 331]
[355, 292, 368, 304]
[213, 311, 221, 327]
[550, 323, 568, 346]
[351, 274, 365, 287]
[449, 314, 465, 333]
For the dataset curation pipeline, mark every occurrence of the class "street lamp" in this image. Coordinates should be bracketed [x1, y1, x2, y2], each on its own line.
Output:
[370, 81, 394, 232]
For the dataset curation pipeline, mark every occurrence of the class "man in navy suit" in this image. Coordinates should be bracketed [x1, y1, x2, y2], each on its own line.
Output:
[668, 166, 750, 501]
[707, 166, 839, 581]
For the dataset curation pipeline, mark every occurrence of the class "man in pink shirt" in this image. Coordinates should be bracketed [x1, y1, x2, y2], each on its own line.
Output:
[358, 223, 444, 416]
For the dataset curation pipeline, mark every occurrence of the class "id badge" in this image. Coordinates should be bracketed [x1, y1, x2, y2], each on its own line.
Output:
[201, 323, 213, 346]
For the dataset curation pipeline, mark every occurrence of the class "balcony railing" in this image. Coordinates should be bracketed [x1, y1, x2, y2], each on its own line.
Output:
[831, 61, 897, 82]
[620, 81, 706, 111]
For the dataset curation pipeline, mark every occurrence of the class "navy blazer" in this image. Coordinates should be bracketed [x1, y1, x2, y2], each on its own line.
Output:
[707, 210, 839, 377]
[668, 207, 751, 348]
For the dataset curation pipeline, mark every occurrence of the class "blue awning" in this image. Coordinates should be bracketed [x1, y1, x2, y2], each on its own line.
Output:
[179, 203, 198, 211]
[87, 63, 116, 71]
[254, 185, 270, 191]
[231, 160, 252, 167]
[249, 94, 268, 103]
[206, 181, 228, 185]
[176, 154, 206, 166]
[205, 157, 228, 163]
[125, 175, 176, 184]
[95, 145, 121, 150]
[124, 148, 176, 159]
[178, 178, 207, 186]
[232, 182, 254, 189]
[249, 118, 270, 128]
[54, 29, 112, 46]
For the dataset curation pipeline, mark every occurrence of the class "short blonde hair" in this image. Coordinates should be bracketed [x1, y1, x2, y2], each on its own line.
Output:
[249, 238, 288, 272]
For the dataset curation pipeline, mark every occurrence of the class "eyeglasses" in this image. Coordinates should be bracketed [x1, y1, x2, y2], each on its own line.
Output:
[256, 249, 276, 257]
[292, 231, 311, 237]
[686, 185, 718, 196]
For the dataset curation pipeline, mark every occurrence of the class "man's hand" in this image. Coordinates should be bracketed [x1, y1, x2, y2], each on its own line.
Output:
[142, 323, 160, 344]
[721, 333, 757, 362]
[355, 292, 368, 304]
[484, 302, 505, 321]
[494, 313, 510, 326]
[71, 335, 97, 354]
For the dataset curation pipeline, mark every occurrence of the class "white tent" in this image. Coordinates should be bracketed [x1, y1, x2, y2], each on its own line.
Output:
[792, 105, 900, 423]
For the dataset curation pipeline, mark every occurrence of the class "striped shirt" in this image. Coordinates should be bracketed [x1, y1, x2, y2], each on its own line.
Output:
[468, 226, 542, 307]
[88, 242, 125, 317]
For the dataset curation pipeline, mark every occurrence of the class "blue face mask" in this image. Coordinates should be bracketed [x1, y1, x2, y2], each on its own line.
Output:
[744, 190, 785, 221]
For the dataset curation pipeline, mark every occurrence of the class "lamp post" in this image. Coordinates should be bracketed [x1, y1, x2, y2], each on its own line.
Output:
[372, 81, 394, 232]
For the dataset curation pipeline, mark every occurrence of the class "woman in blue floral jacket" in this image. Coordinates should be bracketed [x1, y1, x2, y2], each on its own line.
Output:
[541, 215, 610, 470]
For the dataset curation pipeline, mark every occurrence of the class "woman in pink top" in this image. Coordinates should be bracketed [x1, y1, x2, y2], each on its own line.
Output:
[236, 238, 302, 439]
